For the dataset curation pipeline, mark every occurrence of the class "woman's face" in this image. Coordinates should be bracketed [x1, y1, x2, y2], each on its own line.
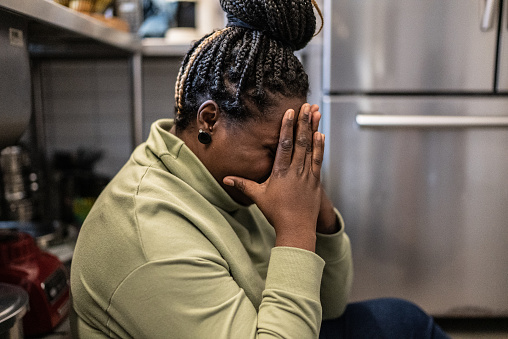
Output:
[208, 96, 306, 205]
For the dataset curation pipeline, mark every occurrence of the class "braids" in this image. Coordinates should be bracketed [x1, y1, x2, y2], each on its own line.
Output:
[175, 29, 229, 116]
[234, 30, 261, 104]
[174, 0, 322, 130]
[218, 0, 321, 50]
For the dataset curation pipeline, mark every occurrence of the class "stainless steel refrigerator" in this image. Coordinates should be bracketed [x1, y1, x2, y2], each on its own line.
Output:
[321, 0, 508, 317]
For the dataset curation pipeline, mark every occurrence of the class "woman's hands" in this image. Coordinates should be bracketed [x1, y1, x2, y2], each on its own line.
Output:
[223, 103, 325, 252]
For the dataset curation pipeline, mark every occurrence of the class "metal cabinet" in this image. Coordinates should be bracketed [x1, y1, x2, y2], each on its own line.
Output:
[324, 0, 502, 93]
[322, 95, 508, 316]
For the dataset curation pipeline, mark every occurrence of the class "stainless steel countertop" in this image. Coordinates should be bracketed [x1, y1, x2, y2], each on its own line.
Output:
[142, 38, 191, 57]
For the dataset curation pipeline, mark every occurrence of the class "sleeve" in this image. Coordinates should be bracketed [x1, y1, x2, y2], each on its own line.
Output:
[315, 209, 354, 320]
[105, 246, 326, 339]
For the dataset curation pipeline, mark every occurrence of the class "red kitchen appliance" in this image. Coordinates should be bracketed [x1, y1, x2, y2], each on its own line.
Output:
[0, 230, 69, 336]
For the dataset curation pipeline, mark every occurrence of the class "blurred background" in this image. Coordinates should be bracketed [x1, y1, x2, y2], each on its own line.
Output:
[0, 0, 507, 338]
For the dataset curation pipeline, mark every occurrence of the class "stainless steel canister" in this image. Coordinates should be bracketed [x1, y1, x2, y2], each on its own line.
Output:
[0, 283, 29, 339]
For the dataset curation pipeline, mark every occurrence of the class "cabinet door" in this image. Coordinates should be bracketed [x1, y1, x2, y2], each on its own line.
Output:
[324, 0, 500, 93]
[498, 0, 508, 91]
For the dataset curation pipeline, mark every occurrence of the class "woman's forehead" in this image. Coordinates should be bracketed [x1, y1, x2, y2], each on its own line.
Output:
[250, 97, 305, 139]
[229, 95, 306, 141]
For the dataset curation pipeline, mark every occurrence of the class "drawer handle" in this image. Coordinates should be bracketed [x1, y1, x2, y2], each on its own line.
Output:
[355, 114, 508, 128]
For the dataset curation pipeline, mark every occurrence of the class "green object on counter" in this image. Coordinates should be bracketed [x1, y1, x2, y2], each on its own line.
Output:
[72, 197, 96, 224]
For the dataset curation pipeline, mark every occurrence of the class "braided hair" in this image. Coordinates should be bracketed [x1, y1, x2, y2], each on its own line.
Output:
[174, 0, 323, 130]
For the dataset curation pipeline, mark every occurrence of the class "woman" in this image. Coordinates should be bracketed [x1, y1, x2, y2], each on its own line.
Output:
[70, 0, 449, 338]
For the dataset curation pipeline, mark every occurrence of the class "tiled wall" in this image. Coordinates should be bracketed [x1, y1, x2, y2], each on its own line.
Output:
[39, 57, 181, 178]
[142, 57, 182, 140]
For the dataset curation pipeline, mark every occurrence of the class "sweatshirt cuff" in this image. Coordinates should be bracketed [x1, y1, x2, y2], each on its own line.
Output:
[315, 209, 350, 262]
[265, 247, 325, 301]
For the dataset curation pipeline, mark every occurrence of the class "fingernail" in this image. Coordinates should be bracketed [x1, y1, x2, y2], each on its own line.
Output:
[315, 132, 322, 141]
[288, 109, 294, 120]
[223, 178, 234, 186]
[305, 104, 311, 124]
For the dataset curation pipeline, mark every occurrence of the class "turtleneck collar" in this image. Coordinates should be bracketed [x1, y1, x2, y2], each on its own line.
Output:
[145, 119, 245, 213]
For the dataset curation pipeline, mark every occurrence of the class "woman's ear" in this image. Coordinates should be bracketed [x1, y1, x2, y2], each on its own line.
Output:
[196, 100, 221, 133]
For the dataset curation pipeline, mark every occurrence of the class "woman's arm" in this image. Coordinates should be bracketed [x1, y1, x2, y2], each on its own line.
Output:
[100, 246, 325, 338]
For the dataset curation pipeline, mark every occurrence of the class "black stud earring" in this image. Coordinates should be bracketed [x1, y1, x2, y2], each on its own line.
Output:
[198, 129, 212, 144]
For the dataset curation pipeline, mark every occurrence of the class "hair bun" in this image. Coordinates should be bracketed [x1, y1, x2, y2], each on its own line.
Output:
[220, 0, 317, 50]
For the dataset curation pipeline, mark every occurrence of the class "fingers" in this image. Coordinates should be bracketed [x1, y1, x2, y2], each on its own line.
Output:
[271, 108, 295, 177]
[223, 176, 261, 201]
[310, 105, 324, 176]
[311, 132, 325, 179]
[292, 103, 313, 170]
[310, 105, 321, 136]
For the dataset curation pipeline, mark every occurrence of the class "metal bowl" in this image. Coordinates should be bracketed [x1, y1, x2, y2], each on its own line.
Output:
[0, 283, 29, 339]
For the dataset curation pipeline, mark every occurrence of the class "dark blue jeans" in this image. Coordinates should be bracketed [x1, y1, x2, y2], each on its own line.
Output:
[320, 298, 450, 339]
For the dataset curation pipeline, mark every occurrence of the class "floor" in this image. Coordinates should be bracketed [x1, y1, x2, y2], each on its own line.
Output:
[436, 318, 508, 339]
[33, 316, 508, 338]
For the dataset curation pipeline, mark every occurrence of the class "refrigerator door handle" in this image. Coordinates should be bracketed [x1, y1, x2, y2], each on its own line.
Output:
[355, 114, 508, 128]
[481, 0, 498, 31]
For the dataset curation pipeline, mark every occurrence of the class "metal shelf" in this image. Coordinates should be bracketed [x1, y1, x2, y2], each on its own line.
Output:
[0, 0, 141, 56]
[142, 38, 191, 57]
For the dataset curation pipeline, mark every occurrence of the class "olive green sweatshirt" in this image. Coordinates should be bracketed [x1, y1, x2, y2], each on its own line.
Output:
[70, 119, 353, 339]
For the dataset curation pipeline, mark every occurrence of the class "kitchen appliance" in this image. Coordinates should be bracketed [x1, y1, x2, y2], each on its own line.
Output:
[0, 283, 29, 339]
[0, 230, 70, 336]
[0, 9, 32, 222]
[1, 146, 40, 222]
[0, 10, 31, 151]
[321, 0, 508, 316]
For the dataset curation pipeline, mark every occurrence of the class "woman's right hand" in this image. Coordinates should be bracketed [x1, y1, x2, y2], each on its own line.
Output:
[223, 103, 325, 252]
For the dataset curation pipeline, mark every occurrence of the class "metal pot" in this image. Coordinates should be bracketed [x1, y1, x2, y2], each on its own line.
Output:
[0, 283, 29, 339]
